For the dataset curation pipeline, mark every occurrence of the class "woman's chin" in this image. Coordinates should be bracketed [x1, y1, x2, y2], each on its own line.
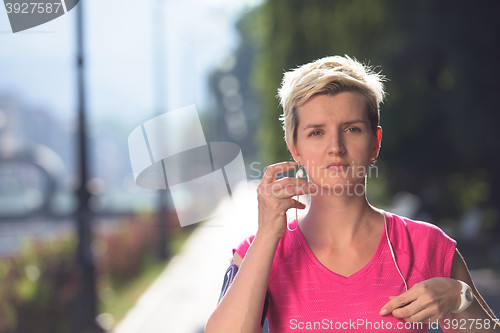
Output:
[309, 177, 367, 196]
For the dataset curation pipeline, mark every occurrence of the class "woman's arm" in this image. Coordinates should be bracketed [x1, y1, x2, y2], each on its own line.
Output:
[205, 161, 315, 333]
[380, 249, 500, 332]
[443, 249, 500, 332]
[205, 232, 280, 333]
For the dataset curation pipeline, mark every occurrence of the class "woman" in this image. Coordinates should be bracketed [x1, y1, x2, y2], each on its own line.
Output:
[205, 55, 499, 332]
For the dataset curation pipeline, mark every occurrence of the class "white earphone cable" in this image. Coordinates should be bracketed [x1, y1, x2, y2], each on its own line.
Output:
[384, 214, 408, 291]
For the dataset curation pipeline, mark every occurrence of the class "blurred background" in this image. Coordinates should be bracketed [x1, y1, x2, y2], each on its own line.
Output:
[1, 0, 499, 332]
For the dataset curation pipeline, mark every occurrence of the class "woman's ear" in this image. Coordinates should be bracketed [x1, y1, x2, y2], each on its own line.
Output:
[287, 141, 301, 165]
[374, 126, 382, 157]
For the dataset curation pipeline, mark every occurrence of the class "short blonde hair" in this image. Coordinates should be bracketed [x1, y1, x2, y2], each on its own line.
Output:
[278, 55, 386, 152]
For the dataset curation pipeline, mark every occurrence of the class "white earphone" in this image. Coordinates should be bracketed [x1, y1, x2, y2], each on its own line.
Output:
[288, 165, 304, 232]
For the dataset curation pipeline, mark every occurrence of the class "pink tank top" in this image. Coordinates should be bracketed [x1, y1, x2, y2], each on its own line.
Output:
[232, 211, 456, 332]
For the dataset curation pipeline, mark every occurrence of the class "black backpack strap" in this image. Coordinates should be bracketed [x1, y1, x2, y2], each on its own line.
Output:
[218, 263, 238, 304]
[218, 263, 270, 328]
[261, 291, 270, 327]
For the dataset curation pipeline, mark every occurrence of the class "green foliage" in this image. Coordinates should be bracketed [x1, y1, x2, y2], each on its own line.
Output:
[0, 237, 77, 333]
[243, 0, 390, 164]
[0, 212, 184, 333]
[241, 0, 500, 224]
[448, 172, 491, 211]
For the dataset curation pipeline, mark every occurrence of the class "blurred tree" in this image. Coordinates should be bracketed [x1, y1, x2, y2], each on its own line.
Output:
[240, 0, 500, 231]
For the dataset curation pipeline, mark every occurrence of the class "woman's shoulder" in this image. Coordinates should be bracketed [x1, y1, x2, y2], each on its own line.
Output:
[232, 234, 256, 259]
[384, 210, 457, 278]
[385, 210, 453, 239]
[384, 210, 457, 257]
[231, 219, 298, 260]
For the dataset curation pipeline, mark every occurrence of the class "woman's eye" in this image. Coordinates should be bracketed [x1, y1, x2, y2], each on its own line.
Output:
[308, 130, 322, 137]
[347, 127, 361, 133]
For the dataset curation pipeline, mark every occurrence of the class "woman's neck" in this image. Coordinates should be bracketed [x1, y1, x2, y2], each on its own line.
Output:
[299, 186, 383, 249]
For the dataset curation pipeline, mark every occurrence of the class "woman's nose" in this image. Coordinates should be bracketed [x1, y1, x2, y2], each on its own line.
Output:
[327, 132, 346, 155]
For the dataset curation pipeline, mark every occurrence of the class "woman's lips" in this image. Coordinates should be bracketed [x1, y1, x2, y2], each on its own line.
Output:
[326, 164, 349, 171]
[326, 163, 349, 171]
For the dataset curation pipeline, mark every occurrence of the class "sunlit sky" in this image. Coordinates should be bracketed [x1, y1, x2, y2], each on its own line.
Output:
[0, 0, 262, 125]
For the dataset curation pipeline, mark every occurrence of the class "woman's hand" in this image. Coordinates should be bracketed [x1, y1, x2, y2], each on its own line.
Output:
[257, 161, 316, 240]
[379, 277, 461, 323]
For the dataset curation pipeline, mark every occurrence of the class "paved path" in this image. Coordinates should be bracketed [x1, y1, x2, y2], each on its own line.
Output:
[113, 181, 261, 333]
[113, 182, 500, 333]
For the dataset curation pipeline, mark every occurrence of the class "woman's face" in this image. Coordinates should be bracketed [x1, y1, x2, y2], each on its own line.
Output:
[291, 92, 381, 193]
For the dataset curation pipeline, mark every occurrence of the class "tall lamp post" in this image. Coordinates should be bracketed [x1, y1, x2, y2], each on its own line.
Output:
[152, 0, 170, 261]
[74, 1, 102, 332]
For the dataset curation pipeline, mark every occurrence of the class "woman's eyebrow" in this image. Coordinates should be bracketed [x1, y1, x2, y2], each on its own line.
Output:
[302, 119, 366, 130]
[343, 119, 366, 126]
[302, 123, 325, 130]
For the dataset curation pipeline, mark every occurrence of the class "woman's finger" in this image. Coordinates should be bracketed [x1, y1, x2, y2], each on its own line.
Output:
[391, 299, 426, 320]
[380, 289, 419, 316]
[285, 198, 307, 210]
[401, 306, 437, 323]
[267, 182, 317, 199]
[271, 178, 316, 197]
[261, 161, 297, 185]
